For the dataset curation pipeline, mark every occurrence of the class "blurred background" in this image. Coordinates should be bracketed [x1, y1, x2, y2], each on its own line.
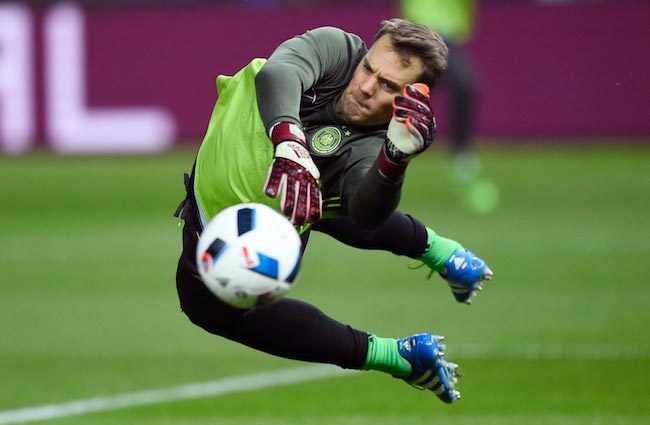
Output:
[1, 0, 648, 155]
[1, 1, 648, 425]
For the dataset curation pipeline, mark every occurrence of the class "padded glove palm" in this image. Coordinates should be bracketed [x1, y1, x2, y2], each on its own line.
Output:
[385, 83, 436, 161]
[378, 83, 437, 179]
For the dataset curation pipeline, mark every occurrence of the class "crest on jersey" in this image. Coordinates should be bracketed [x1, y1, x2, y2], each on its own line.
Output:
[311, 126, 342, 155]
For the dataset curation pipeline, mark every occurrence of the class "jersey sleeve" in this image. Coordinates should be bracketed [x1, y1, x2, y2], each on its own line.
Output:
[255, 27, 366, 133]
[334, 135, 406, 230]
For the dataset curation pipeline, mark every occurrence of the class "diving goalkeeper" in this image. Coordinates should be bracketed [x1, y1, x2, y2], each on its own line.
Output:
[175, 18, 493, 404]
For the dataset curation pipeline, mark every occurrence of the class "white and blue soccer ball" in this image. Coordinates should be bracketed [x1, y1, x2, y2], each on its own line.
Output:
[196, 203, 302, 309]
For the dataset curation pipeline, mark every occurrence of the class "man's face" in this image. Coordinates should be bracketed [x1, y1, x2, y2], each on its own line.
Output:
[336, 35, 424, 126]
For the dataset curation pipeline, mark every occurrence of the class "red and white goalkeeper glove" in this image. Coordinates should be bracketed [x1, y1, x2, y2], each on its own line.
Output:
[263, 122, 322, 226]
[378, 83, 437, 179]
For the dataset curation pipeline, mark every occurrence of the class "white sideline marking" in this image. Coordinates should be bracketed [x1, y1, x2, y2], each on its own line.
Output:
[0, 365, 355, 425]
[1, 344, 647, 424]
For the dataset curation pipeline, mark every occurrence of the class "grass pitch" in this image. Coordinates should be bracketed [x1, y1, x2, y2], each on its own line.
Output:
[0, 145, 648, 424]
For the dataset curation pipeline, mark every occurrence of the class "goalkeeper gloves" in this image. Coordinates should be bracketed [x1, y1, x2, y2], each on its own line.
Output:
[378, 83, 437, 179]
[417, 227, 493, 304]
[263, 122, 322, 226]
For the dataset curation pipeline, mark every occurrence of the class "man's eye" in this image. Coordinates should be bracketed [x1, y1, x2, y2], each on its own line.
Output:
[383, 82, 398, 92]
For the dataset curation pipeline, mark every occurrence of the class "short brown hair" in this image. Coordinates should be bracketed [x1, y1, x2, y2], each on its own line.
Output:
[373, 18, 449, 88]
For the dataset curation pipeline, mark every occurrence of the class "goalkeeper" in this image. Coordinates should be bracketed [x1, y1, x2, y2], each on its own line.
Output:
[175, 18, 493, 404]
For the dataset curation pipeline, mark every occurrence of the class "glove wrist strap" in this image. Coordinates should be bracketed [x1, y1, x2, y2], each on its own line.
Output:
[377, 144, 408, 180]
[270, 122, 306, 147]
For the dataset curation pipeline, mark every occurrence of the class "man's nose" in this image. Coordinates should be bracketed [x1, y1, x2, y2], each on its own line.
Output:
[359, 77, 376, 96]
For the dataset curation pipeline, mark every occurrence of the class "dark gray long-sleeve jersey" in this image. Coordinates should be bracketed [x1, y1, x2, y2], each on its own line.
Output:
[256, 27, 406, 231]
[194, 26, 428, 258]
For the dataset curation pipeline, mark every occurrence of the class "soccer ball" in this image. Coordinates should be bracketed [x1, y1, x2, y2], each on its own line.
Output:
[196, 203, 302, 309]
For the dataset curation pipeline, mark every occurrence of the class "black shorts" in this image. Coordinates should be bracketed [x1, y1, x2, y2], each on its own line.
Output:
[174, 166, 246, 331]
[173, 165, 367, 369]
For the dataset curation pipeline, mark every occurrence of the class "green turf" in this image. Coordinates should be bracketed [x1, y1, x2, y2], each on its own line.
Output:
[1, 145, 648, 424]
